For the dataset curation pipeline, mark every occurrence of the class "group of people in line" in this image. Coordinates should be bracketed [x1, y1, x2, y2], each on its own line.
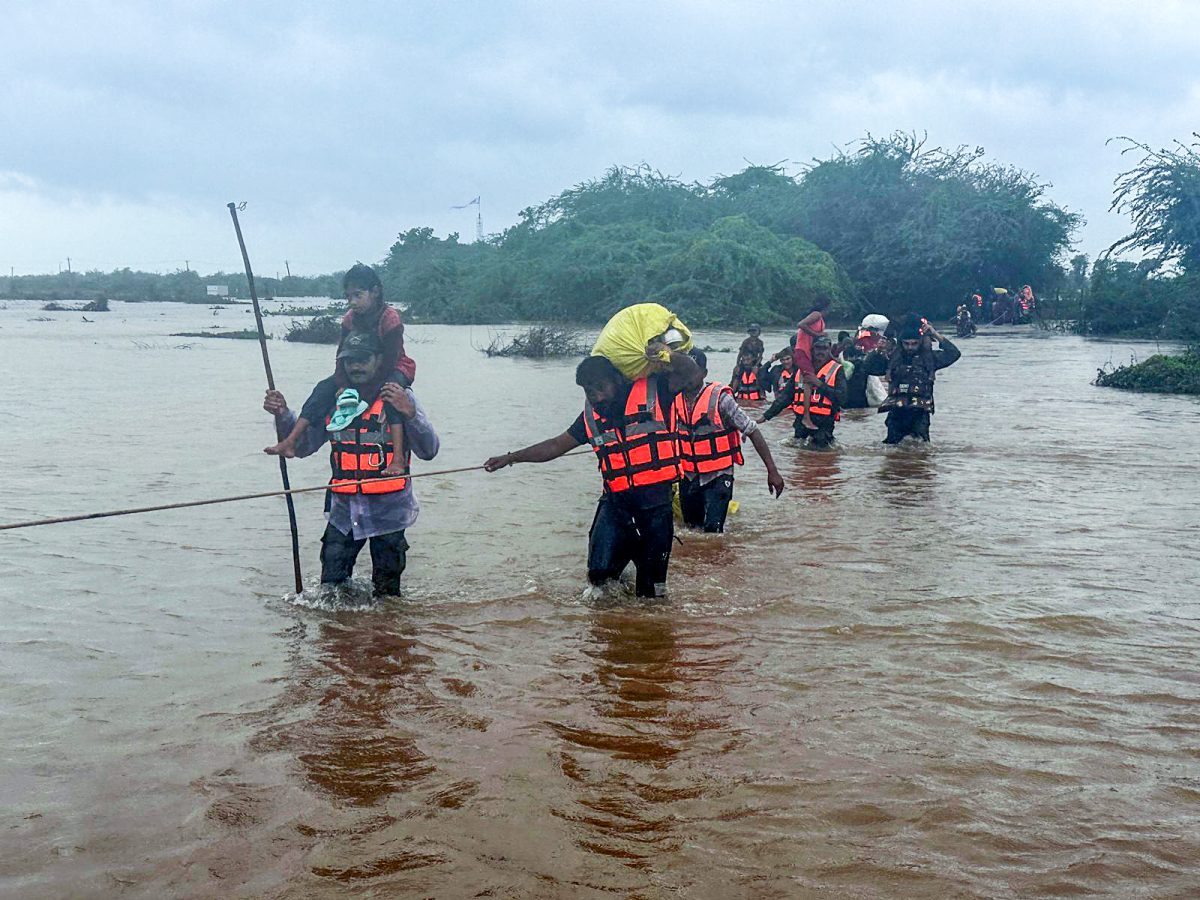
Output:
[960, 284, 1038, 329]
[261, 265, 961, 601]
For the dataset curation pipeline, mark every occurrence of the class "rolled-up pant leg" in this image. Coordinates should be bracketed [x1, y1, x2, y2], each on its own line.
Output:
[320, 523, 365, 584]
[299, 375, 341, 425]
[368, 530, 408, 595]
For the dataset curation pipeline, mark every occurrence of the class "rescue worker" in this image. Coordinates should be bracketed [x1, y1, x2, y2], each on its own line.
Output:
[261, 332, 440, 595]
[738, 324, 765, 367]
[674, 349, 785, 533]
[730, 351, 763, 401]
[758, 336, 846, 449]
[955, 304, 977, 337]
[483, 344, 700, 598]
[766, 343, 795, 395]
[859, 316, 961, 443]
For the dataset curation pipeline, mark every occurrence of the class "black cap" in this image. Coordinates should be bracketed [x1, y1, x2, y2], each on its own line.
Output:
[688, 348, 708, 372]
[337, 331, 383, 360]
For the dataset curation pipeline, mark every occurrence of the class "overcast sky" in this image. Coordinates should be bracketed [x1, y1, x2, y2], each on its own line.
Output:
[2, 0, 1197, 276]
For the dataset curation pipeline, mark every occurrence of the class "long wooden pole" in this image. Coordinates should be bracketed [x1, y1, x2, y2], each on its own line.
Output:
[227, 202, 304, 593]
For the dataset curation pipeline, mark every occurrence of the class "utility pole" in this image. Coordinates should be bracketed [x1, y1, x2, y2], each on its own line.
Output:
[185, 260, 190, 272]
[66, 257, 71, 273]
[284, 260, 291, 278]
[476, 198, 483, 243]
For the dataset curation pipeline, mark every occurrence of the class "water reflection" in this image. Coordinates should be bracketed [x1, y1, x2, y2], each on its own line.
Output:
[876, 446, 937, 507]
[782, 443, 844, 503]
[238, 612, 469, 885]
[549, 610, 737, 874]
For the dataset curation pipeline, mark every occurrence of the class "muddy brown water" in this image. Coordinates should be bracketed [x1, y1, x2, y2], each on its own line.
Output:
[1, 301, 1198, 898]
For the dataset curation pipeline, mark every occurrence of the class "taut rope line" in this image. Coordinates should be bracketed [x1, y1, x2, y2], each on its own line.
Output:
[0, 452, 589, 533]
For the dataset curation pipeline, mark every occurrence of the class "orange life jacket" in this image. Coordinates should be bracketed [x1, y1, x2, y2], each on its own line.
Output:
[792, 359, 842, 421]
[733, 368, 762, 401]
[327, 396, 409, 494]
[777, 367, 793, 392]
[673, 382, 744, 475]
[584, 375, 680, 493]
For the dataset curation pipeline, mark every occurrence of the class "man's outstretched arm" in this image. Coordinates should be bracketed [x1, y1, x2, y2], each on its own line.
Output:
[484, 432, 582, 472]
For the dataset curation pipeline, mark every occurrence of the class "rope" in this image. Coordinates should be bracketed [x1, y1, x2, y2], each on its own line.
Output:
[0, 452, 589, 533]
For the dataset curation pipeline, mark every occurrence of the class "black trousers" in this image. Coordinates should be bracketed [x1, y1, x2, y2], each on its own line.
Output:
[794, 415, 836, 448]
[299, 375, 340, 425]
[320, 523, 409, 595]
[883, 408, 931, 443]
[587, 496, 674, 598]
[679, 474, 734, 533]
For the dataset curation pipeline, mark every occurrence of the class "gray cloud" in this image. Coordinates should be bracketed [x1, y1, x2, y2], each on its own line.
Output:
[2, 0, 1198, 274]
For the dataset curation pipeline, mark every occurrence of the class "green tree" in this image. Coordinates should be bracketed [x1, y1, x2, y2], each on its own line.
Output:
[789, 133, 1080, 319]
[1108, 135, 1200, 272]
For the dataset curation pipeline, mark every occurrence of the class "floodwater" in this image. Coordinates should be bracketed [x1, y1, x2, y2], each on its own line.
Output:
[1, 300, 1198, 899]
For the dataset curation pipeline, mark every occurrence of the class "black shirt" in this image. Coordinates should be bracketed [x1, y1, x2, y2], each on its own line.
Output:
[567, 378, 679, 508]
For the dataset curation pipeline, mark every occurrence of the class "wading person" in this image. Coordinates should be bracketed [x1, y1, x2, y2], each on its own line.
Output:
[792, 295, 831, 430]
[674, 349, 785, 532]
[483, 345, 700, 598]
[760, 336, 846, 448]
[738, 323, 765, 367]
[262, 333, 440, 595]
[859, 316, 961, 443]
[730, 351, 764, 401]
[265, 263, 417, 459]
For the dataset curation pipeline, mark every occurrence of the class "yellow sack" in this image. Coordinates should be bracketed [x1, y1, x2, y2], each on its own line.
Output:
[671, 482, 739, 522]
[592, 302, 693, 381]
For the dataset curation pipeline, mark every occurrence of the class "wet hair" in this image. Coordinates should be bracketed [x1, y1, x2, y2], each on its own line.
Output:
[812, 336, 833, 349]
[811, 294, 832, 312]
[575, 355, 623, 388]
[837, 330, 851, 342]
[688, 348, 708, 373]
[343, 263, 383, 297]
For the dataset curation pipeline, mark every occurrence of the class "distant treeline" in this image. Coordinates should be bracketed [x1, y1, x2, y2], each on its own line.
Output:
[9, 131, 1198, 339]
[4, 268, 342, 304]
[381, 133, 1079, 326]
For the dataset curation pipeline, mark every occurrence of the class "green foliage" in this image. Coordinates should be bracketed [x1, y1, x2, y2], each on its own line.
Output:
[789, 133, 1080, 319]
[5, 268, 341, 303]
[1108, 135, 1200, 273]
[382, 165, 854, 326]
[1095, 349, 1200, 394]
[169, 330, 261, 340]
[1078, 261, 1200, 342]
[284, 315, 342, 344]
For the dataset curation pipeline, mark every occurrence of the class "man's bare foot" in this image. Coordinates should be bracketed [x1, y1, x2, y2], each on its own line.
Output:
[801, 416, 816, 430]
[380, 464, 408, 478]
[264, 440, 297, 458]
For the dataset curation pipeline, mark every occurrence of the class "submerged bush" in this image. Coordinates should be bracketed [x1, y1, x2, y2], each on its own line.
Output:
[285, 315, 342, 344]
[1094, 350, 1200, 394]
[480, 326, 587, 358]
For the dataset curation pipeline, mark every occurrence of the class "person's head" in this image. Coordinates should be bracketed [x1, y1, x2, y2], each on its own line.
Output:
[576, 355, 625, 407]
[337, 332, 384, 385]
[747, 323, 761, 337]
[812, 336, 833, 366]
[737, 351, 756, 369]
[342, 263, 383, 315]
[684, 349, 707, 393]
[811, 294, 832, 313]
